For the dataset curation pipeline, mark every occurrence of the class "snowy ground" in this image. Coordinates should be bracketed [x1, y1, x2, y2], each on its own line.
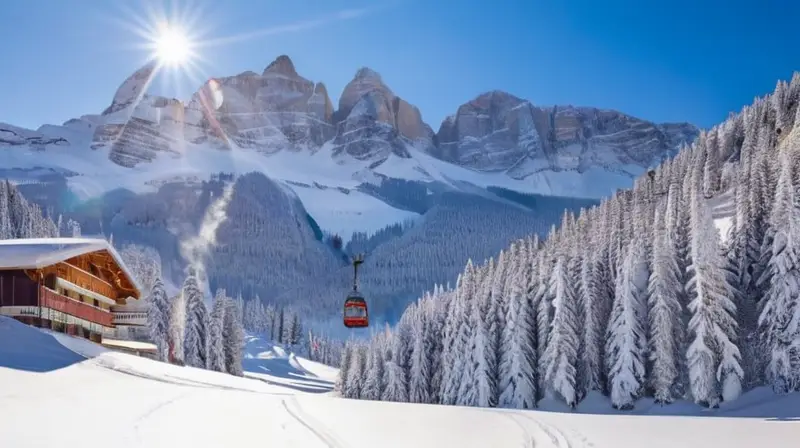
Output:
[1, 316, 799, 447]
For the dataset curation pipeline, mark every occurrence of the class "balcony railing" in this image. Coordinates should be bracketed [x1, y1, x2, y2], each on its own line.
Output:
[55, 262, 117, 300]
[112, 312, 147, 326]
[39, 287, 113, 327]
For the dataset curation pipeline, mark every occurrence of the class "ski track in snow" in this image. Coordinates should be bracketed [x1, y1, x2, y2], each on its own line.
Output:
[497, 412, 536, 447]
[516, 412, 587, 448]
[282, 396, 348, 448]
[494, 410, 591, 448]
[130, 391, 194, 445]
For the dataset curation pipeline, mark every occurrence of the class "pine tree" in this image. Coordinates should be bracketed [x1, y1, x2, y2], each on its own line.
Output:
[578, 240, 603, 398]
[146, 278, 171, 362]
[428, 287, 450, 403]
[208, 289, 227, 372]
[408, 305, 431, 404]
[382, 360, 409, 402]
[647, 204, 683, 403]
[686, 187, 742, 406]
[489, 251, 509, 402]
[498, 245, 536, 409]
[534, 249, 553, 396]
[277, 307, 285, 344]
[168, 292, 186, 365]
[344, 345, 366, 399]
[183, 271, 209, 369]
[336, 342, 354, 394]
[440, 263, 475, 405]
[362, 336, 386, 400]
[543, 253, 579, 407]
[471, 258, 498, 407]
[454, 262, 481, 406]
[223, 296, 245, 376]
[606, 238, 648, 410]
[283, 310, 297, 346]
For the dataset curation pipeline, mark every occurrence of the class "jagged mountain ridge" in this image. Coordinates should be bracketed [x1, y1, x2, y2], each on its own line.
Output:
[0, 54, 698, 200]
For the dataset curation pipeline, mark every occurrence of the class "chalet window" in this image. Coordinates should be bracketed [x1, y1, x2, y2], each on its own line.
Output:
[93, 299, 99, 307]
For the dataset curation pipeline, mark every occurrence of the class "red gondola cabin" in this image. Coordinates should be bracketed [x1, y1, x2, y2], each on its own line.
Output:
[343, 254, 369, 328]
[343, 292, 368, 328]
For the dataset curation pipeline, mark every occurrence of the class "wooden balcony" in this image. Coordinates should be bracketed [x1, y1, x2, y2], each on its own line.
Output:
[53, 262, 117, 301]
[112, 312, 147, 326]
[39, 287, 114, 327]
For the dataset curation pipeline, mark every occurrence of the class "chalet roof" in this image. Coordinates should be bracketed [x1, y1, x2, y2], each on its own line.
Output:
[0, 237, 142, 296]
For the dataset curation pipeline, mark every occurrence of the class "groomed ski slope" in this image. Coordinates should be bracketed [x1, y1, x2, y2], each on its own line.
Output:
[1, 316, 798, 448]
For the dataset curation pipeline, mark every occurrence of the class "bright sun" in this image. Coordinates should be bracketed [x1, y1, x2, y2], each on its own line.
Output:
[154, 24, 192, 66]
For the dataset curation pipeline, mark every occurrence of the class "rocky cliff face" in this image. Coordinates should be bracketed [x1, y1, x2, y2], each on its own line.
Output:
[204, 55, 336, 152]
[92, 55, 339, 166]
[433, 90, 698, 178]
[9, 54, 698, 179]
[331, 68, 434, 163]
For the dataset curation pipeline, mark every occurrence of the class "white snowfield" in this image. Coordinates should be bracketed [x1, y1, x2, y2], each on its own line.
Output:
[1, 316, 798, 448]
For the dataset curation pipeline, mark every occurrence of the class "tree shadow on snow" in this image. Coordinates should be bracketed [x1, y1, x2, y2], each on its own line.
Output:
[533, 390, 800, 420]
[245, 373, 333, 394]
[241, 342, 334, 394]
[0, 317, 88, 373]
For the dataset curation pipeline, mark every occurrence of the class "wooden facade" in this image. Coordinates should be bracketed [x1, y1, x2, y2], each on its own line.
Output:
[0, 247, 141, 340]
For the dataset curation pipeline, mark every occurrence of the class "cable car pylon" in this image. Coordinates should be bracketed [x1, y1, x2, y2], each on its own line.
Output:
[343, 253, 369, 328]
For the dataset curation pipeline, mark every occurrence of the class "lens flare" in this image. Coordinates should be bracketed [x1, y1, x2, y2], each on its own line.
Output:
[154, 24, 192, 66]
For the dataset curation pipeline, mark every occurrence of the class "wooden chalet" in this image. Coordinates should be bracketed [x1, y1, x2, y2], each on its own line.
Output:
[0, 238, 144, 342]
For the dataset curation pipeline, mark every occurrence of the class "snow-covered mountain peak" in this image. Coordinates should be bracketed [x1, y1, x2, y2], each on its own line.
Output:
[432, 90, 699, 177]
[262, 54, 299, 78]
[102, 61, 158, 116]
[329, 65, 435, 163]
[353, 66, 382, 82]
[338, 66, 393, 117]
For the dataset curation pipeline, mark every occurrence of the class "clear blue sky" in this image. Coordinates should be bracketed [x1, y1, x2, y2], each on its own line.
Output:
[1, 0, 798, 131]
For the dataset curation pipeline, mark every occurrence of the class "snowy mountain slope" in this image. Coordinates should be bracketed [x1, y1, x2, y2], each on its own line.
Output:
[1, 316, 799, 447]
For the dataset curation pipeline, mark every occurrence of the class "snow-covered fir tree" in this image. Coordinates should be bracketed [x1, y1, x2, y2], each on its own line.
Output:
[498, 243, 536, 409]
[344, 344, 367, 399]
[543, 250, 579, 407]
[223, 295, 245, 376]
[336, 342, 354, 394]
[686, 184, 742, 406]
[362, 330, 387, 400]
[647, 204, 683, 403]
[168, 292, 186, 365]
[146, 277, 171, 362]
[182, 270, 209, 369]
[408, 302, 432, 404]
[208, 289, 228, 372]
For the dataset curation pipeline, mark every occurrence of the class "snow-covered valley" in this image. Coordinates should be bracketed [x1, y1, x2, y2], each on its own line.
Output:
[1, 316, 798, 448]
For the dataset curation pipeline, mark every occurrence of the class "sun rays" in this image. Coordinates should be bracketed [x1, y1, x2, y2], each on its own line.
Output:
[152, 22, 193, 67]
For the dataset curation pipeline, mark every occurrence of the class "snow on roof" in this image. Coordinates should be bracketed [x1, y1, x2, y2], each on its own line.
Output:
[0, 237, 143, 296]
[100, 338, 157, 352]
